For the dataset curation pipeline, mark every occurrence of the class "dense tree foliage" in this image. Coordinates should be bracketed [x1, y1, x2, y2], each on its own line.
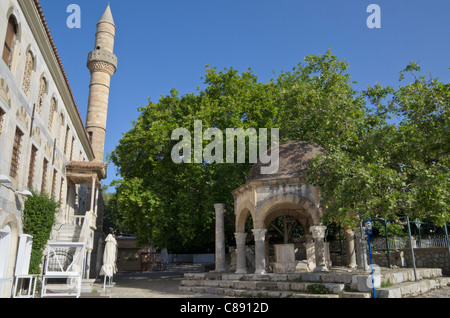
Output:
[109, 50, 449, 252]
[308, 62, 449, 227]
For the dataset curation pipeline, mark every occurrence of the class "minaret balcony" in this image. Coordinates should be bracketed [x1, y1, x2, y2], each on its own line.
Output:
[87, 49, 118, 75]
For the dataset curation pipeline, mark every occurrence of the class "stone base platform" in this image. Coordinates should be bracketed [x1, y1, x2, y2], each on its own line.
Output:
[180, 267, 450, 298]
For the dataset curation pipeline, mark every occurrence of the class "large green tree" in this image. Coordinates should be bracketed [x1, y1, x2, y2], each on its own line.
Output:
[110, 50, 366, 252]
[110, 51, 448, 252]
[307, 63, 449, 227]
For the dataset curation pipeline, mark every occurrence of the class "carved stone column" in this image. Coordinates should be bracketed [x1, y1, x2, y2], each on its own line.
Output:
[355, 229, 369, 271]
[214, 204, 226, 272]
[264, 234, 271, 273]
[345, 227, 357, 269]
[252, 229, 268, 275]
[234, 232, 247, 274]
[90, 175, 97, 212]
[311, 225, 328, 272]
[85, 248, 92, 279]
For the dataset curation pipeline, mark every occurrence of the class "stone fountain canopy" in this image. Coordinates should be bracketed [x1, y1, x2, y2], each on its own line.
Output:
[233, 140, 326, 233]
[231, 140, 332, 274]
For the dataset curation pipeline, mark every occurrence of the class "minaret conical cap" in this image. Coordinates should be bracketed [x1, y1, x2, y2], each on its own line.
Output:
[99, 4, 115, 26]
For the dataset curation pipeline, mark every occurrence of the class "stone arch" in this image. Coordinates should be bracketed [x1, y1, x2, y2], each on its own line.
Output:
[263, 208, 307, 227]
[50, 94, 59, 110]
[255, 193, 321, 230]
[48, 95, 58, 132]
[24, 44, 37, 71]
[58, 111, 65, 127]
[3, 9, 21, 73]
[22, 48, 36, 97]
[0, 213, 20, 288]
[38, 73, 49, 94]
[36, 74, 48, 116]
[5, 7, 22, 41]
[235, 200, 255, 233]
[57, 111, 65, 148]
[0, 213, 20, 238]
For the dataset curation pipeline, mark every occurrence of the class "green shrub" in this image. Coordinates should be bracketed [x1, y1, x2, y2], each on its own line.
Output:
[306, 284, 331, 294]
[381, 279, 392, 288]
[22, 192, 59, 274]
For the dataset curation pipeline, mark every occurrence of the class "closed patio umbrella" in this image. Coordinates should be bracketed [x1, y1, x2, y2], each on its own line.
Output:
[100, 234, 118, 289]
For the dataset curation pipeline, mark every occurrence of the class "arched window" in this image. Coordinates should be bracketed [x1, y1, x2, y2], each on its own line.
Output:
[58, 112, 64, 148]
[48, 97, 57, 132]
[37, 77, 47, 116]
[2, 15, 18, 69]
[0, 224, 12, 296]
[22, 50, 34, 97]
[41, 158, 49, 194]
[0, 107, 5, 137]
[10, 126, 24, 179]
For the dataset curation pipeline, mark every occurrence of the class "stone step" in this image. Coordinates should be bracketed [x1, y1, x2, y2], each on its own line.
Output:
[179, 286, 341, 298]
[350, 267, 445, 293]
[381, 268, 443, 285]
[180, 279, 346, 294]
[57, 227, 81, 234]
[55, 235, 80, 243]
[184, 268, 442, 287]
[58, 231, 81, 237]
[54, 224, 81, 232]
[55, 227, 81, 242]
[180, 267, 448, 298]
[376, 277, 450, 298]
[341, 292, 372, 298]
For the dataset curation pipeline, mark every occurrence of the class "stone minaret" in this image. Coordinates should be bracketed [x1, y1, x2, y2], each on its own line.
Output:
[86, 5, 117, 162]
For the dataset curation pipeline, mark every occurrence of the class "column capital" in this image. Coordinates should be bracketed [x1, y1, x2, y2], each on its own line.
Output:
[214, 203, 225, 211]
[310, 225, 327, 239]
[344, 227, 355, 237]
[252, 229, 268, 241]
[234, 232, 247, 242]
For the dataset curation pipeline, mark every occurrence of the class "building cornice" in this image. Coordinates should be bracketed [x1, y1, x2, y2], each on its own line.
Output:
[231, 175, 308, 198]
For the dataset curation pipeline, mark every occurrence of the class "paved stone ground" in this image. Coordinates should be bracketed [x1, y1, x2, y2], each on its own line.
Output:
[92, 263, 450, 298]
[93, 264, 227, 298]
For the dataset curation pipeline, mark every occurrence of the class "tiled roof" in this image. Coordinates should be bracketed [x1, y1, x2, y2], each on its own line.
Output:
[247, 140, 325, 182]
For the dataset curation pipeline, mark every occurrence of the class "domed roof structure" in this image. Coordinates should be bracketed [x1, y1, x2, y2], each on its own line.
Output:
[247, 140, 325, 182]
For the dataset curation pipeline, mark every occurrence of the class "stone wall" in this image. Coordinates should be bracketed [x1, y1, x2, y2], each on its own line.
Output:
[402, 248, 450, 275]
[370, 251, 406, 268]
[332, 246, 450, 275]
[169, 254, 215, 264]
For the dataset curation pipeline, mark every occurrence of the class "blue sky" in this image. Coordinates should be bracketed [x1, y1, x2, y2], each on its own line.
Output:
[38, 0, 450, 190]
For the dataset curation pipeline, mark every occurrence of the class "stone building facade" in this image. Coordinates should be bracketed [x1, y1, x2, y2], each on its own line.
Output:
[0, 0, 116, 297]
